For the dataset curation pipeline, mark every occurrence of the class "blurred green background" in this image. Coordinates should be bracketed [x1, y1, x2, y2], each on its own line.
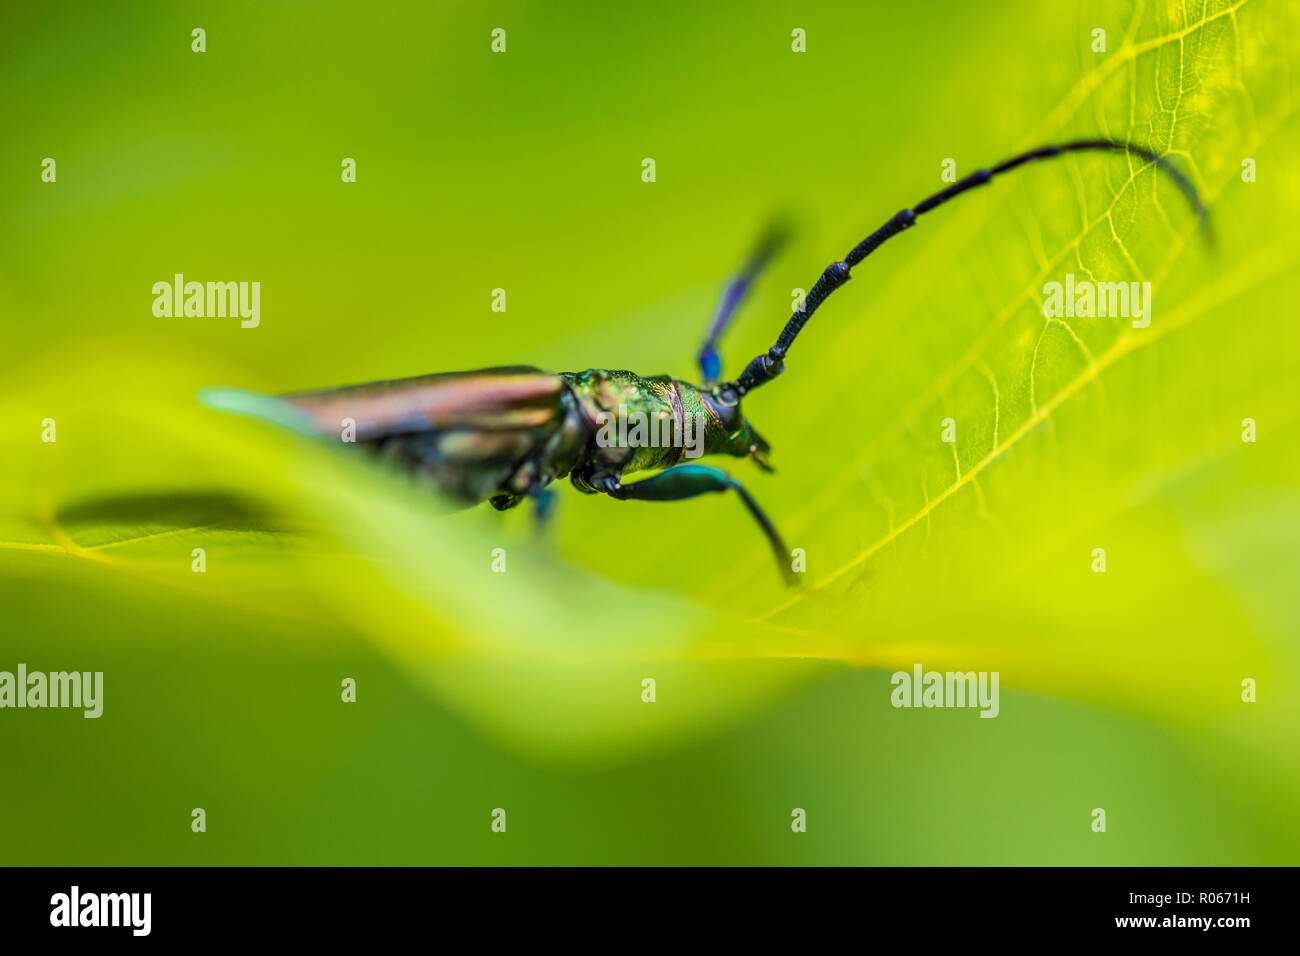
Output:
[2, 0, 1298, 863]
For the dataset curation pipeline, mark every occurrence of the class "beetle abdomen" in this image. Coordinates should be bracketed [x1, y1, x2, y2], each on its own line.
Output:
[278, 366, 589, 506]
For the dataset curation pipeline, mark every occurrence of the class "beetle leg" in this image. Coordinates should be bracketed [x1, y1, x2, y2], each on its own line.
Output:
[697, 220, 790, 385]
[531, 485, 557, 533]
[594, 465, 796, 585]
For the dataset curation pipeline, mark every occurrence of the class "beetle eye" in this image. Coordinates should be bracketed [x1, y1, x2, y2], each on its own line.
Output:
[702, 389, 742, 432]
[713, 386, 740, 407]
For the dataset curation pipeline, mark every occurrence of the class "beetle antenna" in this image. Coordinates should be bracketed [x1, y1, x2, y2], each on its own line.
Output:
[724, 140, 1210, 398]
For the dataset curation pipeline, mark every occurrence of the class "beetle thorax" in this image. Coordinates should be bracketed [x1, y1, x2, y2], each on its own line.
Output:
[561, 369, 702, 474]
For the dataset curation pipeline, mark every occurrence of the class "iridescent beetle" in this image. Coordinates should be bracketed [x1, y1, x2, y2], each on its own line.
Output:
[205, 141, 1206, 584]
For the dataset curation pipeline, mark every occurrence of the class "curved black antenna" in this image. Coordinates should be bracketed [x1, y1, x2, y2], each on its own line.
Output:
[724, 140, 1210, 398]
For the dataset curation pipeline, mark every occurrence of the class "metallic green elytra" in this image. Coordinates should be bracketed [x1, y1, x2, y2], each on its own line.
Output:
[203, 140, 1208, 584]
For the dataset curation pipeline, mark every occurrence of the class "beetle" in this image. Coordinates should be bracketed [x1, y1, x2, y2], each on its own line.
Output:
[204, 140, 1207, 584]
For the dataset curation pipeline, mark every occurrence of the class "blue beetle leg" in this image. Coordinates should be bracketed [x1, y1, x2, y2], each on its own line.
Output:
[531, 485, 557, 535]
[595, 465, 796, 585]
[697, 220, 791, 386]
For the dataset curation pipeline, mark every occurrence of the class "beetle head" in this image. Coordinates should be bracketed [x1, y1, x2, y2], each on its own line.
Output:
[701, 386, 773, 471]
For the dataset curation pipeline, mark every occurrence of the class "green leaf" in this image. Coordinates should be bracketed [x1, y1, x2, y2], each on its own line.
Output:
[2, 0, 1297, 796]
